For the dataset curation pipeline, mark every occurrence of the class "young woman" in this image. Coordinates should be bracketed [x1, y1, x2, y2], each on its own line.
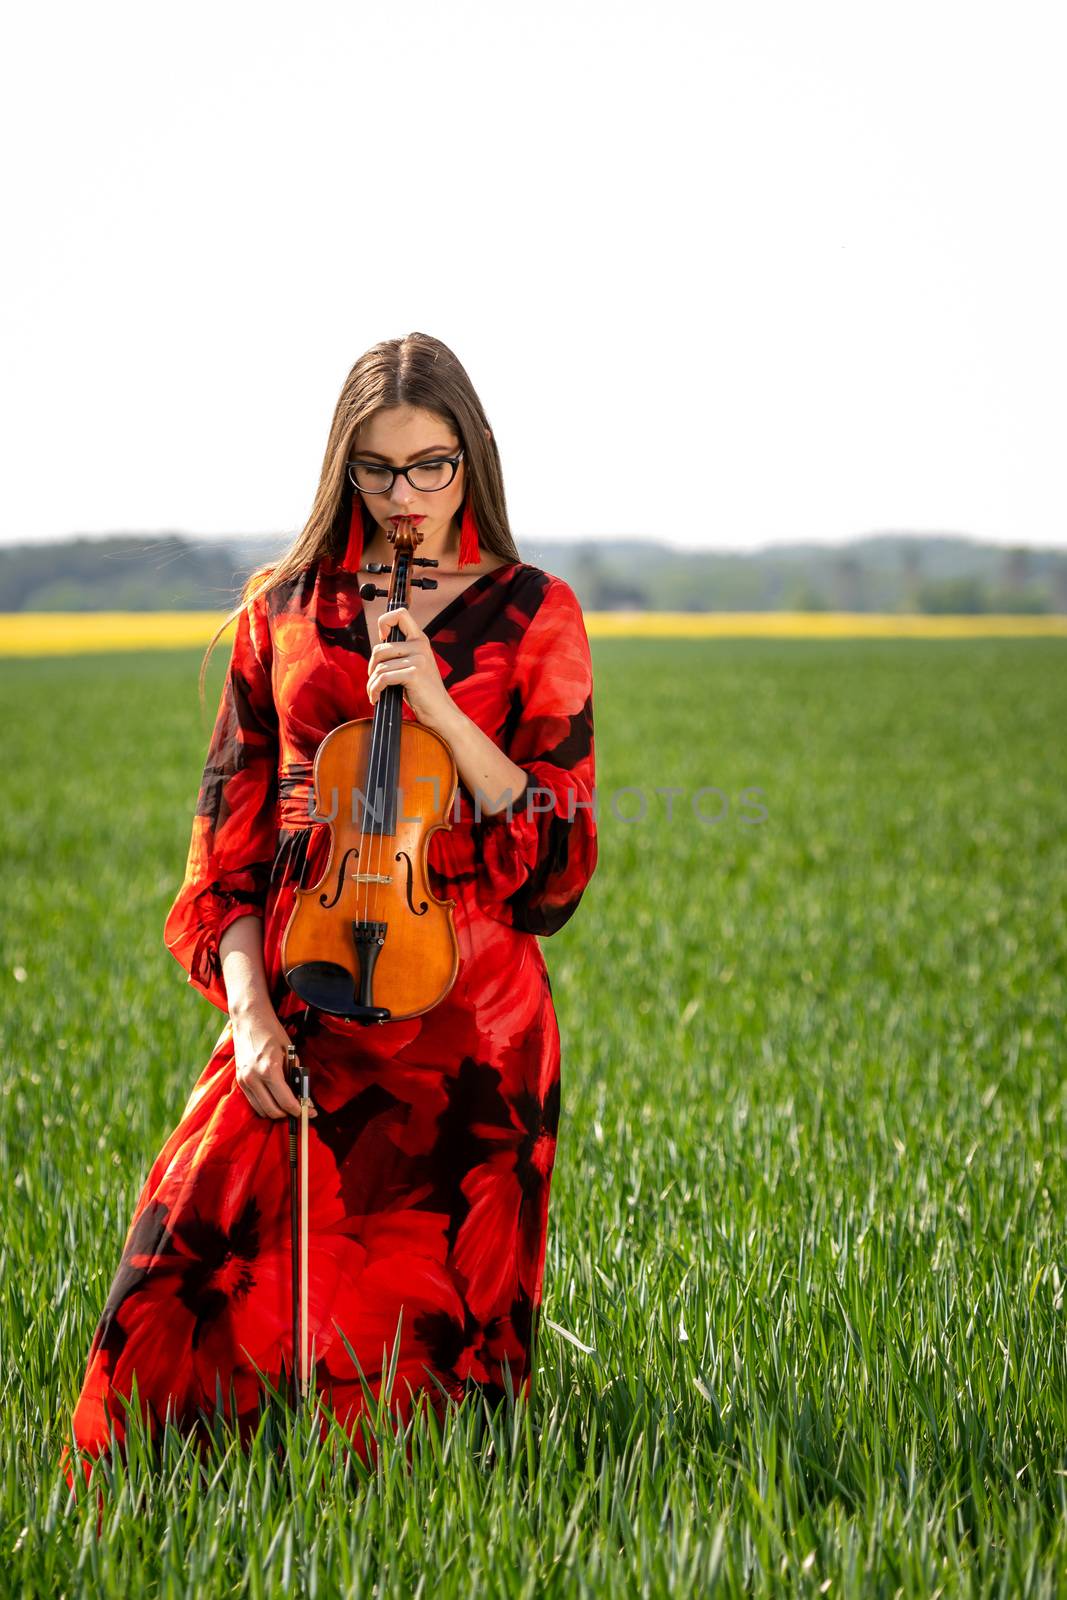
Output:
[66, 331, 598, 1470]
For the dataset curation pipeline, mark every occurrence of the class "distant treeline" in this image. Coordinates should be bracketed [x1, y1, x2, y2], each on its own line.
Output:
[1, 531, 1065, 613]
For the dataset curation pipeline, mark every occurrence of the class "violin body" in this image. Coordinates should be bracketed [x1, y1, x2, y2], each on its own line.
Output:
[282, 718, 459, 1022]
[280, 518, 460, 1024]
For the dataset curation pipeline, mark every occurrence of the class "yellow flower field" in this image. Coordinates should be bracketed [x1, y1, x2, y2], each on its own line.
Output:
[1, 608, 1065, 656]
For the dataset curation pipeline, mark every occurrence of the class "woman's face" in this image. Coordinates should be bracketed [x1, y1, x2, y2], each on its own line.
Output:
[350, 405, 466, 544]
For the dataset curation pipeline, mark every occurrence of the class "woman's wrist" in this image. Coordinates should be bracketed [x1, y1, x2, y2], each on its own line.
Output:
[228, 988, 274, 1024]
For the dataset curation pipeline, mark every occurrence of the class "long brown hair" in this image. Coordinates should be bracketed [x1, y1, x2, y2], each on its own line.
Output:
[197, 331, 521, 705]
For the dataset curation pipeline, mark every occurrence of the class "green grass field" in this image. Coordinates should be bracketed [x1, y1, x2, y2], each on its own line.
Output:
[1, 638, 1065, 1597]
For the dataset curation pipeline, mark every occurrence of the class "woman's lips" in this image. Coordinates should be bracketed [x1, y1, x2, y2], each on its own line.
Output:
[389, 514, 426, 524]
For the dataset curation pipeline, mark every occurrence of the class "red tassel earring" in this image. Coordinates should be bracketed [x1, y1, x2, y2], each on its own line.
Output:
[458, 494, 481, 568]
[342, 492, 365, 574]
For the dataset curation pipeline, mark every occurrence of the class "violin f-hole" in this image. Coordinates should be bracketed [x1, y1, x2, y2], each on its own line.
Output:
[395, 850, 429, 916]
[319, 846, 362, 910]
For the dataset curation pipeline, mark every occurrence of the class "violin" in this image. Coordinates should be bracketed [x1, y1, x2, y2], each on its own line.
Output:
[280, 516, 459, 1024]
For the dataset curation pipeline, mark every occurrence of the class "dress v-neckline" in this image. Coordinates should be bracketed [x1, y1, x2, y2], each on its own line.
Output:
[356, 561, 520, 647]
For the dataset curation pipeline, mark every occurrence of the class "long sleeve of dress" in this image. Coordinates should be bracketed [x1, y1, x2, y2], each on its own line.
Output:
[162, 590, 279, 1012]
[471, 577, 598, 936]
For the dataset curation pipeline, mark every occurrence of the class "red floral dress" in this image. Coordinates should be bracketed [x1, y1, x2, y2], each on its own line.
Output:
[66, 556, 597, 1465]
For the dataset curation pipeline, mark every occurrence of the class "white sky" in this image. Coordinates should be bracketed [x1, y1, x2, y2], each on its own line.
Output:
[2, 0, 1065, 553]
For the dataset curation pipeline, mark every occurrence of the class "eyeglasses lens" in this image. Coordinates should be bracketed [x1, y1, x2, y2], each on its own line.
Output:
[350, 459, 456, 493]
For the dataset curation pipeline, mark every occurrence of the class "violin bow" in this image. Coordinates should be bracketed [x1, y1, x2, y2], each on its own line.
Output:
[286, 1020, 312, 1412]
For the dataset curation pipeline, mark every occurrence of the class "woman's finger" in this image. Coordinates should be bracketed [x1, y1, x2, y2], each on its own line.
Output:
[263, 1062, 304, 1119]
[377, 605, 423, 638]
[369, 664, 416, 687]
[369, 643, 422, 668]
[237, 1077, 273, 1120]
[367, 663, 416, 703]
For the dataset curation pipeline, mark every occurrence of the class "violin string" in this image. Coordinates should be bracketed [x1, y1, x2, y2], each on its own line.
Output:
[373, 670, 397, 924]
[373, 540, 410, 926]
[357, 605, 376, 931]
[357, 680, 378, 929]
[364, 529, 409, 934]
[361, 600, 394, 930]
[358, 559, 389, 931]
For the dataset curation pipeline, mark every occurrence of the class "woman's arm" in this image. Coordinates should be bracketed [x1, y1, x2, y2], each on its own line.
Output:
[364, 602, 532, 813]
[431, 700, 530, 818]
[463, 578, 598, 935]
[219, 912, 274, 1019]
[362, 576, 598, 935]
[163, 587, 280, 1011]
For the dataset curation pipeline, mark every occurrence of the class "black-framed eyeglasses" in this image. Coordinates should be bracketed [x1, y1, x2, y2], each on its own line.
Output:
[346, 450, 464, 495]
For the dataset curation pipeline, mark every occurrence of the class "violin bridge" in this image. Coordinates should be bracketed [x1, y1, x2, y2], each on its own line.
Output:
[349, 872, 392, 885]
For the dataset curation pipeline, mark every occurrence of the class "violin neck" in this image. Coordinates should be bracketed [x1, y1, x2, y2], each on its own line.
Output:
[365, 549, 413, 833]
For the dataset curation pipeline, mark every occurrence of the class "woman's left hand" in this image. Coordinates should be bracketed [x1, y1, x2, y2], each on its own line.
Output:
[367, 606, 455, 731]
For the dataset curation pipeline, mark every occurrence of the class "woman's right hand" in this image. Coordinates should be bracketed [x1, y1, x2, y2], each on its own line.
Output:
[230, 1002, 318, 1121]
